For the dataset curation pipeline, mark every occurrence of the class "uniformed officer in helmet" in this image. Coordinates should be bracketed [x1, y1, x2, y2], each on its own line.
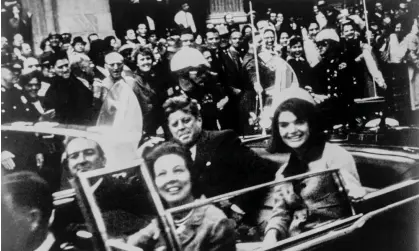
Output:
[310, 28, 356, 129]
[170, 47, 229, 130]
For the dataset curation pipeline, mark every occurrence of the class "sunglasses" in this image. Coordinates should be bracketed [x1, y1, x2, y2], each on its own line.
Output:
[316, 41, 329, 48]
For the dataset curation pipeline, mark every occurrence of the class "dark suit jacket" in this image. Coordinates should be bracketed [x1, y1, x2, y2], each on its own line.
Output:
[67, 75, 96, 125]
[191, 130, 278, 220]
[44, 76, 72, 124]
[220, 47, 248, 94]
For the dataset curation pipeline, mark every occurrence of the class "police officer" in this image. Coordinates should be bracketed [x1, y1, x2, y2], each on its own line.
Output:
[170, 47, 229, 130]
[311, 28, 356, 129]
[1, 66, 24, 123]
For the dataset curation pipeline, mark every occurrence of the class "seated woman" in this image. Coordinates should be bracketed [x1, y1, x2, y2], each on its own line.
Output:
[127, 142, 236, 251]
[263, 88, 365, 245]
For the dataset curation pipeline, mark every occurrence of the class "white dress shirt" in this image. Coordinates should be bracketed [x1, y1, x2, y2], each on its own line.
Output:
[174, 10, 196, 33]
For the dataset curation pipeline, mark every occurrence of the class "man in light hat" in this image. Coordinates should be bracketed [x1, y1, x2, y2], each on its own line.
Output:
[170, 47, 229, 130]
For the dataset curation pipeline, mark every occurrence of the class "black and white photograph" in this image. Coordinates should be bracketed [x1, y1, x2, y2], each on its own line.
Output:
[1, 0, 419, 250]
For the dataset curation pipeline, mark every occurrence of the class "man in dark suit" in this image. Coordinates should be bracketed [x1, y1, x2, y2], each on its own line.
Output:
[220, 30, 250, 133]
[45, 52, 98, 126]
[67, 55, 100, 125]
[162, 95, 278, 222]
[43, 52, 72, 124]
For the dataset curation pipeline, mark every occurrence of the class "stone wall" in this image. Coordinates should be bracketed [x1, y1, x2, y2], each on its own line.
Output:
[21, 0, 114, 55]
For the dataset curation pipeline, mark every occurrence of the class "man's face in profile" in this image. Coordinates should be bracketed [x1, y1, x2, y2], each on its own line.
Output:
[66, 138, 106, 176]
[2, 194, 32, 251]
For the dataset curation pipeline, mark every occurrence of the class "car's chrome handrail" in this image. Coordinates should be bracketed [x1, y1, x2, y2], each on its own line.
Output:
[264, 194, 419, 251]
[106, 239, 144, 251]
[167, 169, 344, 214]
[361, 179, 419, 200]
[1, 122, 143, 143]
[241, 134, 271, 144]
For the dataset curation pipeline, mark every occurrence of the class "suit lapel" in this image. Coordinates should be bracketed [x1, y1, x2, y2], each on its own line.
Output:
[193, 131, 208, 169]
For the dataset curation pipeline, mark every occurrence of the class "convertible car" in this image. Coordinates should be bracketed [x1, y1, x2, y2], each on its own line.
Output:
[1, 121, 418, 251]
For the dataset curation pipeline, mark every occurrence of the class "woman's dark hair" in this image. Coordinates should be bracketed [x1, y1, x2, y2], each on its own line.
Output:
[143, 141, 198, 196]
[267, 98, 325, 153]
[288, 35, 303, 48]
[131, 45, 155, 65]
[241, 24, 253, 37]
[19, 70, 41, 86]
[104, 35, 116, 51]
[40, 37, 50, 51]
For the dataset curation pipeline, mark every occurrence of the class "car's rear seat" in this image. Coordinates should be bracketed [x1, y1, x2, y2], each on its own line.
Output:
[252, 144, 419, 191]
[344, 145, 419, 189]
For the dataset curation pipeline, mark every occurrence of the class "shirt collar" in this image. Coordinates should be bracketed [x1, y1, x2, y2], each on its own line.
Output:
[287, 55, 306, 61]
[190, 145, 197, 161]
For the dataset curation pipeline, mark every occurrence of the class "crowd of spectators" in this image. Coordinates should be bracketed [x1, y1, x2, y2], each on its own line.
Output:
[2, 0, 418, 136]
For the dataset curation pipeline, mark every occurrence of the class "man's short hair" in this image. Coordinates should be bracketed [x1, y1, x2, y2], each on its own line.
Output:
[163, 95, 201, 121]
[288, 35, 303, 48]
[307, 20, 319, 28]
[61, 33, 72, 44]
[87, 33, 99, 43]
[50, 51, 68, 67]
[205, 28, 219, 38]
[2, 171, 53, 224]
[20, 70, 42, 86]
[48, 32, 62, 41]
